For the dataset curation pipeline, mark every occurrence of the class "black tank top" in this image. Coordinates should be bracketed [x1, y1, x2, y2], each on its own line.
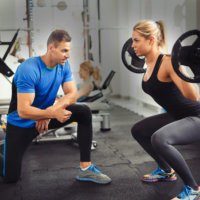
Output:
[142, 54, 200, 119]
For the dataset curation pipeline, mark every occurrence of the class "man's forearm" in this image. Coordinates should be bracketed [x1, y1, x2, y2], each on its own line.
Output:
[56, 92, 77, 107]
[18, 105, 54, 120]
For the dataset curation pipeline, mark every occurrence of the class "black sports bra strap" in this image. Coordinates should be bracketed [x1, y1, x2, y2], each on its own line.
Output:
[152, 54, 164, 76]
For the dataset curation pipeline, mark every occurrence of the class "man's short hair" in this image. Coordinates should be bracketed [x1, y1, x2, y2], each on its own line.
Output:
[47, 30, 71, 47]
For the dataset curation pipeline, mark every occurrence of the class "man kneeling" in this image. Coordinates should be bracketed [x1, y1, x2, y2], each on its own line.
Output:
[0, 30, 111, 184]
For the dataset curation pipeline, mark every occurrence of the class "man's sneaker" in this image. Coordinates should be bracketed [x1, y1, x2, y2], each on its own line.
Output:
[142, 166, 177, 182]
[171, 185, 200, 200]
[76, 164, 111, 184]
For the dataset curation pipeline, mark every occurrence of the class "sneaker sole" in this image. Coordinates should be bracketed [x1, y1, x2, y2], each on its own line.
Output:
[142, 176, 177, 183]
[76, 176, 111, 184]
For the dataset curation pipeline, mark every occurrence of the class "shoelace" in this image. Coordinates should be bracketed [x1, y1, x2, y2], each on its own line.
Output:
[90, 165, 101, 175]
[150, 167, 163, 176]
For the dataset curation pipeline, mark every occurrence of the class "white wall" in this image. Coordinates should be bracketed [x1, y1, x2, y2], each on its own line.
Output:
[88, 0, 120, 90]
[0, 0, 23, 100]
[198, 0, 200, 29]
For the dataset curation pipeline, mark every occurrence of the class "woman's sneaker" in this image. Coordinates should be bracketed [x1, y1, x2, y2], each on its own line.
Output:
[142, 166, 177, 182]
[76, 164, 111, 184]
[171, 185, 200, 200]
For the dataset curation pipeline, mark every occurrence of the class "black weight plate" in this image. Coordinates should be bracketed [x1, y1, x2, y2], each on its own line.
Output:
[171, 29, 200, 83]
[121, 38, 146, 73]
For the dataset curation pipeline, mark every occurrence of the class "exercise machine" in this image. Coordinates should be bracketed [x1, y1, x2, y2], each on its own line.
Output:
[79, 70, 116, 131]
[0, 30, 20, 146]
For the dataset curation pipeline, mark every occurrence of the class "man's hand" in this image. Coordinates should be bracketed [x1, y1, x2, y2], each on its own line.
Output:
[47, 103, 72, 123]
[35, 119, 51, 134]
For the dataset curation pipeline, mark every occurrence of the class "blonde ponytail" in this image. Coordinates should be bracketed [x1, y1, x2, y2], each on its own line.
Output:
[93, 66, 102, 82]
[133, 20, 167, 50]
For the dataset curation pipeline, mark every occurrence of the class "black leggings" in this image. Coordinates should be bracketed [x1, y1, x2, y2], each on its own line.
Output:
[1, 103, 92, 183]
[131, 113, 200, 188]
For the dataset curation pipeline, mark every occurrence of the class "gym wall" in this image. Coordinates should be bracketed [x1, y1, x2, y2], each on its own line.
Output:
[0, 0, 23, 100]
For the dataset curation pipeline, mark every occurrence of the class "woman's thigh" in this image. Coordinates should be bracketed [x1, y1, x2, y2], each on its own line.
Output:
[132, 113, 176, 138]
[153, 116, 200, 145]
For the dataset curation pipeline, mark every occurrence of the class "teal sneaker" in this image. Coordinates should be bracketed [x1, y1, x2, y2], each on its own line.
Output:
[142, 166, 177, 182]
[76, 164, 111, 184]
[172, 185, 200, 200]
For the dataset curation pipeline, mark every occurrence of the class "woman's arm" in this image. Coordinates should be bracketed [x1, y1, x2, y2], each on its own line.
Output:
[166, 57, 199, 101]
[77, 83, 93, 100]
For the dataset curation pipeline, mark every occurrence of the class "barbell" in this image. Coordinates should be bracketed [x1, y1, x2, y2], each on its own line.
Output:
[121, 29, 200, 83]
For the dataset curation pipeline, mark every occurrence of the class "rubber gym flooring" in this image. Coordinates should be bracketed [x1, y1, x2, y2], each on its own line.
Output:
[0, 104, 200, 200]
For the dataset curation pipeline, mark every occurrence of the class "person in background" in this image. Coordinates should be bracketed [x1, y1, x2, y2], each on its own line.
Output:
[77, 60, 102, 102]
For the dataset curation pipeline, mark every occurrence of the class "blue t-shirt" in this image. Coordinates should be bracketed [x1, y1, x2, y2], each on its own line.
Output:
[7, 56, 73, 128]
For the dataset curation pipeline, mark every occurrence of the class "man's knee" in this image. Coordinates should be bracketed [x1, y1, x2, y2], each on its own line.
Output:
[78, 104, 92, 121]
[3, 166, 21, 184]
[0, 153, 3, 177]
[3, 175, 20, 184]
[81, 104, 92, 117]
[2, 156, 22, 184]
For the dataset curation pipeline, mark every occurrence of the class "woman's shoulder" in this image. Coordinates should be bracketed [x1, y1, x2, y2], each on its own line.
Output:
[162, 54, 174, 74]
[81, 81, 93, 89]
[163, 53, 171, 58]
[162, 54, 172, 64]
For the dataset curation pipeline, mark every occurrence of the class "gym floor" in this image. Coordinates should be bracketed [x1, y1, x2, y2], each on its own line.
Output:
[0, 104, 200, 200]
